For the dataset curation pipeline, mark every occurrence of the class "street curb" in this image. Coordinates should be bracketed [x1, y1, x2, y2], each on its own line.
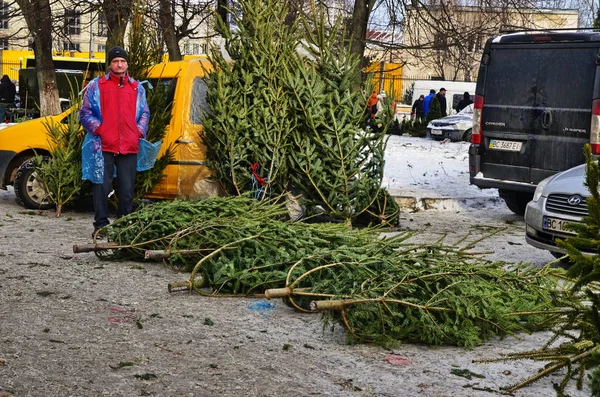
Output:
[392, 195, 502, 212]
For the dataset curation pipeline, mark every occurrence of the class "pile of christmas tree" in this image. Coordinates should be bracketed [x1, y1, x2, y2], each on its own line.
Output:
[96, 195, 561, 348]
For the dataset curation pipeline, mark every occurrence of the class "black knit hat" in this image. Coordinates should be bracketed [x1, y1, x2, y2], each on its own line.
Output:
[107, 46, 129, 64]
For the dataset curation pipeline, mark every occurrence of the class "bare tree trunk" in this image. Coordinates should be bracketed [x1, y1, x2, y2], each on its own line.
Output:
[284, 0, 302, 26]
[36, 39, 61, 116]
[348, 0, 376, 89]
[103, 0, 133, 50]
[217, 0, 228, 24]
[349, 0, 368, 63]
[15, 0, 60, 116]
[159, 0, 182, 61]
[215, 0, 230, 37]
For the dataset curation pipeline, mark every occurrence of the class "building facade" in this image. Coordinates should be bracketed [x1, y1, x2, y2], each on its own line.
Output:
[0, 0, 215, 75]
[400, 6, 579, 82]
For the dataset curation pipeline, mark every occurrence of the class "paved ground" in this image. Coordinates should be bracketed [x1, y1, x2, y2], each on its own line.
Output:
[0, 135, 588, 397]
[0, 187, 586, 397]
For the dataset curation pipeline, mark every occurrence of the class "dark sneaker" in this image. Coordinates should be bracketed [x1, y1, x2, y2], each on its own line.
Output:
[92, 224, 109, 240]
[92, 228, 101, 240]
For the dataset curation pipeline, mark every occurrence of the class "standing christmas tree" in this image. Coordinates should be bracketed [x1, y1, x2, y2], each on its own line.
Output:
[203, 0, 398, 225]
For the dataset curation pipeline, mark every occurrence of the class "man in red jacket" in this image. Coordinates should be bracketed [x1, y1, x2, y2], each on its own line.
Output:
[80, 46, 150, 238]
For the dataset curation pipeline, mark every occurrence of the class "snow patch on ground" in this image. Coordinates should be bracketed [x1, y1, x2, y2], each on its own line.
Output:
[383, 135, 498, 201]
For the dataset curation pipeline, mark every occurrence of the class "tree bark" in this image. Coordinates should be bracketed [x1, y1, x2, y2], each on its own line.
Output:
[217, 0, 228, 25]
[348, 0, 376, 90]
[103, 0, 133, 50]
[284, 1, 301, 26]
[15, 0, 61, 116]
[159, 0, 182, 61]
[215, 0, 230, 37]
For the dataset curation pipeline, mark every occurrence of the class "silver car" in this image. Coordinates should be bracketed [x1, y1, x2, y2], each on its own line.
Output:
[524, 164, 589, 257]
[426, 103, 473, 142]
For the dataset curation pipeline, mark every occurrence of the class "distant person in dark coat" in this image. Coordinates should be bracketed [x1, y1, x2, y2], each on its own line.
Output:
[436, 88, 447, 117]
[423, 89, 436, 115]
[455, 92, 474, 113]
[411, 94, 425, 120]
[0, 74, 16, 122]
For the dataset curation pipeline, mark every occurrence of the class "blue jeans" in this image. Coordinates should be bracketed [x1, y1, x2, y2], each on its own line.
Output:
[92, 152, 137, 229]
[0, 103, 10, 122]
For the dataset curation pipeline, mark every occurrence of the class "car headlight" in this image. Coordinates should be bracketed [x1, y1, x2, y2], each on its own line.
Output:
[532, 177, 550, 202]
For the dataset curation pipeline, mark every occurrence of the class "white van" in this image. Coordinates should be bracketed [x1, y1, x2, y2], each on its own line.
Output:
[412, 80, 476, 116]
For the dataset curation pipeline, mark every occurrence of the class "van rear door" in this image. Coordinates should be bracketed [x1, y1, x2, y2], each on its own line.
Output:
[475, 41, 597, 191]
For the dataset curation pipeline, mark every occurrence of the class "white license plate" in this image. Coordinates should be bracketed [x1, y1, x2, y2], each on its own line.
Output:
[489, 139, 522, 151]
[543, 216, 577, 235]
[430, 129, 442, 135]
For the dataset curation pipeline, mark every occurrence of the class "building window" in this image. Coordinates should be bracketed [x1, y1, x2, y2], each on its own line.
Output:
[202, 44, 208, 54]
[466, 33, 484, 53]
[0, 2, 9, 30]
[63, 40, 80, 52]
[183, 43, 204, 55]
[97, 44, 106, 53]
[433, 33, 448, 51]
[0, 37, 8, 50]
[64, 9, 81, 36]
[97, 13, 107, 37]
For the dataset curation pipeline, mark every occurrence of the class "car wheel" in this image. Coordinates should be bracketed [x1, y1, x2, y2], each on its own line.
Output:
[550, 251, 572, 268]
[498, 189, 533, 216]
[13, 158, 54, 210]
[462, 129, 472, 142]
[450, 131, 462, 141]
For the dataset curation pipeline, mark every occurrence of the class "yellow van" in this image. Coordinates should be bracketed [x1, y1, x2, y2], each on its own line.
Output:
[0, 58, 221, 209]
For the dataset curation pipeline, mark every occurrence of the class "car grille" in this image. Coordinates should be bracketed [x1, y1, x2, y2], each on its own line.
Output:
[546, 194, 589, 217]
